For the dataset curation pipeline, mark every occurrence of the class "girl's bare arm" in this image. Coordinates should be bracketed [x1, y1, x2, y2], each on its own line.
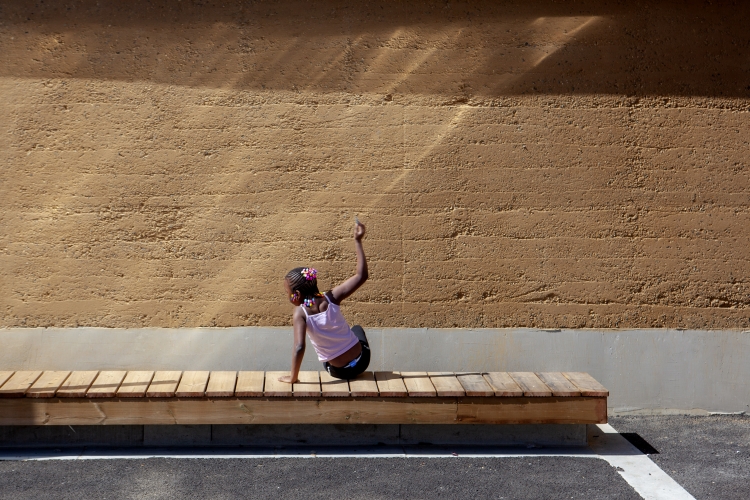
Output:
[329, 222, 368, 304]
[278, 308, 306, 383]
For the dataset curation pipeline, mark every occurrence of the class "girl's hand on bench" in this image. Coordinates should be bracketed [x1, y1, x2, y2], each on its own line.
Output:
[278, 375, 297, 384]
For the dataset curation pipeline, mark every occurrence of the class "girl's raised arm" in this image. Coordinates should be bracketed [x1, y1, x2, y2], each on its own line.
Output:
[329, 221, 368, 304]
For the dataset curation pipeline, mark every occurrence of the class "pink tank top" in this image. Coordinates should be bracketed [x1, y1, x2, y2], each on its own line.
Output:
[302, 293, 359, 362]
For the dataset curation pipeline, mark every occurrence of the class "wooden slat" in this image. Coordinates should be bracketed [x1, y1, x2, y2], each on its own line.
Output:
[146, 371, 182, 398]
[0, 372, 14, 389]
[206, 371, 237, 397]
[320, 371, 350, 397]
[175, 371, 209, 397]
[116, 371, 154, 397]
[456, 373, 494, 396]
[57, 371, 99, 398]
[537, 372, 581, 397]
[235, 371, 265, 397]
[374, 371, 408, 397]
[0, 371, 43, 398]
[509, 372, 552, 397]
[428, 372, 466, 397]
[27, 371, 71, 398]
[563, 372, 609, 397]
[457, 397, 608, 425]
[264, 371, 293, 397]
[348, 371, 379, 397]
[0, 397, 465, 426]
[87, 371, 127, 398]
[293, 371, 321, 397]
[483, 372, 524, 397]
[401, 372, 437, 397]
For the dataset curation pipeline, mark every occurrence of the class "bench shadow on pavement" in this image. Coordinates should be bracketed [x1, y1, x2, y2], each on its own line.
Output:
[620, 433, 659, 455]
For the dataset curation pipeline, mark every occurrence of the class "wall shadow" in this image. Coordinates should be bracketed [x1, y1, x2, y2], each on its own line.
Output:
[0, 0, 748, 98]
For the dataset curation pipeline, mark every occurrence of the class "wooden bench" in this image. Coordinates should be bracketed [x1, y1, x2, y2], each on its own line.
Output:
[0, 370, 608, 426]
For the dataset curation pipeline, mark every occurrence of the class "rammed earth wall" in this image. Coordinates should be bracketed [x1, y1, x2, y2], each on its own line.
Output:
[1, 1, 748, 328]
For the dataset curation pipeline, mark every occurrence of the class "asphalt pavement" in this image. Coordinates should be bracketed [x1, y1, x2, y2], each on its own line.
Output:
[0, 415, 748, 499]
[610, 414, 750, 500]
[0, 456, 639, 500]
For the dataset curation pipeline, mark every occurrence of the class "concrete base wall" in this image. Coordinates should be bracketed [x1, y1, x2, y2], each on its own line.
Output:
[0, 424, 587, 448]
[1, 327, 748, 414]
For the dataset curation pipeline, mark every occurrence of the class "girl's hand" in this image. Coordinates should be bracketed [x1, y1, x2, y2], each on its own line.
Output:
[354, 221, 366, 241]
[278, 375, 297, 384]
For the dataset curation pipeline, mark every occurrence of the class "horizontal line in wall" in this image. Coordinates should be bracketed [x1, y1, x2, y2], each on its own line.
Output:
[6, 90, 750, 112]
[3, 299, 748, 311]
[6, 206, 749, 215]
[10, 141, 741, 152]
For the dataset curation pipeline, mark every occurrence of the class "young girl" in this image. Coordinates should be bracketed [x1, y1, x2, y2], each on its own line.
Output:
[279, 221, 369, 383]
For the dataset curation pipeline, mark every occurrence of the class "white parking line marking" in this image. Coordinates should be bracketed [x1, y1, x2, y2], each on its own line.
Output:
[0, 446, 598, 460]
[590, 424, 695, 500]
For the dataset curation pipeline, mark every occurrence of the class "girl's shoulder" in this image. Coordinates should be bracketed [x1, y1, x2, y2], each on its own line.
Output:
[316, 292, 334, 313]
[292, 305, 307, 321]
[324, 290, 340, 306]
[300, 293, 333, 317]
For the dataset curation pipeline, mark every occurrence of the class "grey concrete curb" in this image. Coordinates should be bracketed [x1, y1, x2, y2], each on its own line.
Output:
[0, 424, 587, 448]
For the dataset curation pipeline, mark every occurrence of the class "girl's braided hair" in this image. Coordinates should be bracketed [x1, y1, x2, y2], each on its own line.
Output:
[285, 267, 320, 299]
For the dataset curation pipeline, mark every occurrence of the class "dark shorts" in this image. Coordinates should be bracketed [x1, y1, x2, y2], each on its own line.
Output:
[324, 325, 371, 380]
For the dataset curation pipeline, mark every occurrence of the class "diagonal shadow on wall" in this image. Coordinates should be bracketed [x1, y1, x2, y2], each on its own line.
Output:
[0, 0, 748, 98]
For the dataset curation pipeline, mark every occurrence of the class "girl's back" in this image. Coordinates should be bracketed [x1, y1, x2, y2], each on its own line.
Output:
[301, 292, 359, 362]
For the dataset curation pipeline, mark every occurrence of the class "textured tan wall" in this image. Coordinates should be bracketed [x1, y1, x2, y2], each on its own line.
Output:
[1, 1, 748, 329]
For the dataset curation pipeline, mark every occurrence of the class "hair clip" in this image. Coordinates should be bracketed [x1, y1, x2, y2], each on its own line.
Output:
[301, 268, 317, 281]
[303, 297, 316, 308]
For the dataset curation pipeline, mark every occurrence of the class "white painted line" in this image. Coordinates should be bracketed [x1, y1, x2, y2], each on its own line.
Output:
[590, 424, 695, 500]
[0, 446, 598, 460]
[402, 445, 596, 458]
